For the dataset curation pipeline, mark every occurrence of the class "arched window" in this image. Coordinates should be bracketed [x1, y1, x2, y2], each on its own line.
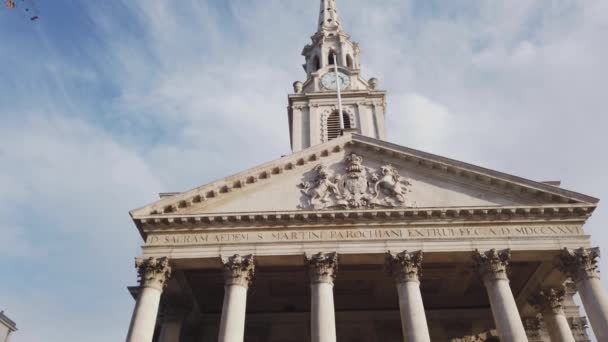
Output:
[328, 51, 337, 65]
[346, 54, 354, 68]
[312, 55, 321, 72]
[327, 111, 352, 140]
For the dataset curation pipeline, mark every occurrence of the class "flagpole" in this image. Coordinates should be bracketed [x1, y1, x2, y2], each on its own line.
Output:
[333, 54, 345, 134]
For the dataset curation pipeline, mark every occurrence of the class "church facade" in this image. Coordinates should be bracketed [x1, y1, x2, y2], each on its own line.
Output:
[125, 1, 606, 342]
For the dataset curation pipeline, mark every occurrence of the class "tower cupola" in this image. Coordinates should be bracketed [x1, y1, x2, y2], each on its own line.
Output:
[302, 0, 361, 78]
[318, 0, 342, 33]
[287, 0, 387, 152]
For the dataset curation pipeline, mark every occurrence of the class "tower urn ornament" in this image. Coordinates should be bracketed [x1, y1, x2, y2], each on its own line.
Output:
[299, 153, 414, 209]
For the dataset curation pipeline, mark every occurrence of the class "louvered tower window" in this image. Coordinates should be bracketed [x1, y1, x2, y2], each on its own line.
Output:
[327, 111, 351, 140]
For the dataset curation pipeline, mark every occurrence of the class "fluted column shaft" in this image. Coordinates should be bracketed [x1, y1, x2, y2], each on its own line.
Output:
[218, 254, 255, 342]
[126, 257, 172, 342]
[546, 316, 574, 342]
[529, 288, 575, 342]
[386, 250, 431, 342]
[560, 247, 608, 340]
[308, 252, 338, 342]
[474, 249, 528, 342]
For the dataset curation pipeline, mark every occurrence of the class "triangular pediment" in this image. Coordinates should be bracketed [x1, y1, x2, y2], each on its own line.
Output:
[130, 134, 598, 219]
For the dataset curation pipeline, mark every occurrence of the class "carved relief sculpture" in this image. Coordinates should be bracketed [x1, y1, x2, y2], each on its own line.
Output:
[559, 247, 600, 281]
[299, 164, 342, 209]
[528, 288, 566, 315]
[386, 250, 423, 283]
[371, 164, 412, 206]
[307, 252, 338, 284]
[221, 254, 255, 288]
[472, 249, 511, 282]
[341, 153, 372, 208]
[299, 153, 413, 210]
[135, 257, 172, 290]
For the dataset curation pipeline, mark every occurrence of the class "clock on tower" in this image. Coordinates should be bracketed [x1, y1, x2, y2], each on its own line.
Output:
[287, 0, 387, 152]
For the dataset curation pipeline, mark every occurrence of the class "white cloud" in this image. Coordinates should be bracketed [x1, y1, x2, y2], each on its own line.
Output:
[388, 93, 452, 153]
[1, 0, 608, 341]
[0, 114, 162, 341]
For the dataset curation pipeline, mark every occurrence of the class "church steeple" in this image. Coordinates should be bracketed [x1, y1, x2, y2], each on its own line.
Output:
[318, 0, 342, 33]
[287, 0, 387, 152]
[301, 0, 361, 82]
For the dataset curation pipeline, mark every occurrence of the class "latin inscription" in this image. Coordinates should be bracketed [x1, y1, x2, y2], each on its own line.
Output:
[145, 225, 584, 246]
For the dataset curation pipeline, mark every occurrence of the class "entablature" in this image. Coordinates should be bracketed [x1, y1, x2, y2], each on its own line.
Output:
[135, 203, 594, 235]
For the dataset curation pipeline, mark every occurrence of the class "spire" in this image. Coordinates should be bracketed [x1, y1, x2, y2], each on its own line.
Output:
[318, 0, 342, 33]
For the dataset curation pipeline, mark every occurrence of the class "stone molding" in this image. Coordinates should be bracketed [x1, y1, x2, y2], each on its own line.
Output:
[307, 252, 338, 285]
[132, 135, 597, 221]
[386, 250, 423, 284]
[135, 257, 172, 290]
[221, 254, 255, 288]
[136, 204, 594, 231]
[559, 247, 600, 281]
[529, 288, 566, 315]
[473, 249, 511, 282]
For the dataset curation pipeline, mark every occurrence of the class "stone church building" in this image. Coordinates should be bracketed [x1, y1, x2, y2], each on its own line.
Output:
[125, 1, 607, 341]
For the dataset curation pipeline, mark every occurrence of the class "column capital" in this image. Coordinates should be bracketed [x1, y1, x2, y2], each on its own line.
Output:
[568, 316, 590, 339]
[529, 287, 566, 315]
[564, 279, 578, 295]
[559, 247, 600, 281]
[522, 317, 542, 340]
[135, 257, 172, 290]
[385, 250, 423, 284]
[473, 248, 511, 282]
[307, 252, 338, 285]
[221, 254, 255, 288]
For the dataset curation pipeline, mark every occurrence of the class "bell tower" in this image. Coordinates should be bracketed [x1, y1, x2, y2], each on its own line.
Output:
[287, 0, 387, 152]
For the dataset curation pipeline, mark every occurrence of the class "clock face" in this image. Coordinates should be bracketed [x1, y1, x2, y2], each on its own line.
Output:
[321, 72, 350, 90]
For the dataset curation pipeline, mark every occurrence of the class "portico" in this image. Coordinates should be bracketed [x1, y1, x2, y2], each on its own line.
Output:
[123, 151, 601, 341]
[125, 135, 604, 341]
[125, 240, 606, 342]
[124, 0, 605, 341]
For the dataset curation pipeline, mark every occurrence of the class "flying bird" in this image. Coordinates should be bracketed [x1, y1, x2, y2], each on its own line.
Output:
[4, 0, 39, 21]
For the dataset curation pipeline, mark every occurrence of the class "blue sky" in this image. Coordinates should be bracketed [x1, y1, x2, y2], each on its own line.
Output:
[1, 1, 607, 341]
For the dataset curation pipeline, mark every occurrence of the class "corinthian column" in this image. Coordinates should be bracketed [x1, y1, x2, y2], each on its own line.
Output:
[218, 254, 255, 342]
[559, 247, 608, 340]
[307, 252, 338, 342]
[126, 257, 172, 342]
[528, 288, 575, 342]
[522, 317, 543, 342]
[386, 250, 431, 342]
[473, 249, 528, 342]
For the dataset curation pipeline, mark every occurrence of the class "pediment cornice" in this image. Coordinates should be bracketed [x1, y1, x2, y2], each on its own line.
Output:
[134, 203, 595, 236]
[130, 134, 598, 227]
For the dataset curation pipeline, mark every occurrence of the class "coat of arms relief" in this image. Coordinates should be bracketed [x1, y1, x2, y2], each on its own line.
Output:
[298, 153, 414, 210]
